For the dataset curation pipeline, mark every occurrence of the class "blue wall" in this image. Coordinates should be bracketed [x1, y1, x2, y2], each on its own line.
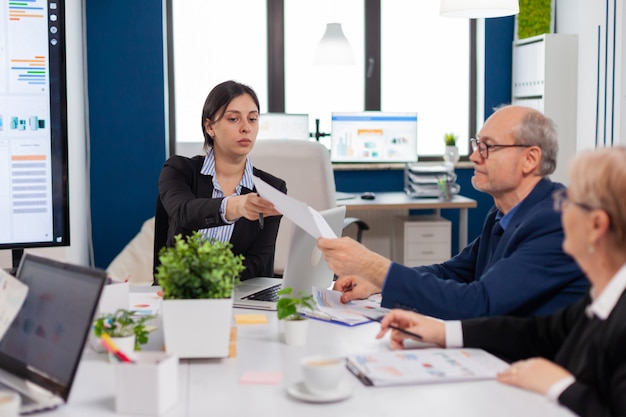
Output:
[86, 2, 166, 268]
[86, 5, 513, 268]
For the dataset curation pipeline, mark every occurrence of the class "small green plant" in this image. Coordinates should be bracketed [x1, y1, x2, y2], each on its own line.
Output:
[156, 231, 244, 300]
[518, 0, 551, 40]
[93, 309, 156, 350]
[276, 287, 315, 321]
[444, 133, 457, 147]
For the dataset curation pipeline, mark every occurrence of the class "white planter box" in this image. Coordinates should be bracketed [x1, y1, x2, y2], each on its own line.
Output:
[161, 298, 233, 358]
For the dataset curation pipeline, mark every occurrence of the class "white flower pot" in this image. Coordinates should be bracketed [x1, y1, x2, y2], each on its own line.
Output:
[108, 335, 136, 363]
[161, 298, 233, 358]
[283, 318, 309, 346]
[444, 145, 460, 164]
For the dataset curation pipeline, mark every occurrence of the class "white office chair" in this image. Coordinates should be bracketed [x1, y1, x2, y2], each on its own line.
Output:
[250, 139, 368, 275]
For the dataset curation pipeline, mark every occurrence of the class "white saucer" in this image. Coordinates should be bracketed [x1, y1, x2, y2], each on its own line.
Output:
[287, 381, 353, 403]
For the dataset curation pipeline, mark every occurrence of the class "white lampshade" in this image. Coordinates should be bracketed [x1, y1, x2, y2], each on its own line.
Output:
[313, 23, 355, 65]
[440, 0, 519, 18]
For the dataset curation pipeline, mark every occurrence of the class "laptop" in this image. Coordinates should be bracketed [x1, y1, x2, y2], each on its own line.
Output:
[233, 205, 346, 310]
[0, 253, 106, 414]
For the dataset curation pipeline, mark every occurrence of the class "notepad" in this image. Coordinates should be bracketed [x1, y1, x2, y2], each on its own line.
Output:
[234, 314, 268, 325]
[346, 348, 509, 387]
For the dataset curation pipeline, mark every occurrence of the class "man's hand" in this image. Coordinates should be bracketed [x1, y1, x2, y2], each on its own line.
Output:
[332, 276, 380, 303]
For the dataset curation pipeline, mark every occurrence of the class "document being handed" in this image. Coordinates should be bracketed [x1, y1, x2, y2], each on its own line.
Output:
[252, 176, 337, 239]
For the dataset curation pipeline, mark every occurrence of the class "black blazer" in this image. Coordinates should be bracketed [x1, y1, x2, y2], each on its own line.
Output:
[462, 288, 626, 417]
[157, 155, 287, 281]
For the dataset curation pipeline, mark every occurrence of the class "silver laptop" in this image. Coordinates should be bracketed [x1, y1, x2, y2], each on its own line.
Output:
[0, 253, 106, 414]
[234, 206, 346, 310]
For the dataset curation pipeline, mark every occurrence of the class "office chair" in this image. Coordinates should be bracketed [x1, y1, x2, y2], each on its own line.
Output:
[249, 139, 368, 275]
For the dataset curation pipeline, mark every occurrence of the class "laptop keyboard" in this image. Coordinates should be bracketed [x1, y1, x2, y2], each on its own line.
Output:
[243, 284, 281, 302]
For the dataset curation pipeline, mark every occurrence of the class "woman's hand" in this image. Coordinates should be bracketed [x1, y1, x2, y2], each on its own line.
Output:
[497, 358, 573, 395]
[225, 194, 280, 222]
[375, 309, 446, 349]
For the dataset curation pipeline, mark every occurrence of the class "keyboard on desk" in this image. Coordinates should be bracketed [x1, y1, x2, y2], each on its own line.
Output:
[242, 283, 281, 301]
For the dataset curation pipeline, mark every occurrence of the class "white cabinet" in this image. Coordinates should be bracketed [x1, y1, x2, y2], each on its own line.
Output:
[512, 34, 578, 185]
[392, 215, 451, 266]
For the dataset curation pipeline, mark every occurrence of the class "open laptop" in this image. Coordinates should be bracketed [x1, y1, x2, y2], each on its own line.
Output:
[233, 205, 346, 310]
[0, 253, 106, 414]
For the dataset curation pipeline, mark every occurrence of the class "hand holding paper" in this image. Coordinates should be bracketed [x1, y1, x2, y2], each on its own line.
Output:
[252, 176, 337, 239]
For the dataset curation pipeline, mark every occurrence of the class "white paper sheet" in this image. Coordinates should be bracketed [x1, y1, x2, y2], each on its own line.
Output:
[0, 269, 29, 341]
[252, 176, 337, 239]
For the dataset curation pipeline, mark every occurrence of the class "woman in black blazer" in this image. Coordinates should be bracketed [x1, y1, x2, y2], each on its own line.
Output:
[158, 81, 286, 281]
[376, 146, 626, 417]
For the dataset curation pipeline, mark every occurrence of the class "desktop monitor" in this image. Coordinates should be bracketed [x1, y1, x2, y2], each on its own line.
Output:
[0, 0, 70, 267]
[257, 113, 310, 141]
[330, 112, 418, 163]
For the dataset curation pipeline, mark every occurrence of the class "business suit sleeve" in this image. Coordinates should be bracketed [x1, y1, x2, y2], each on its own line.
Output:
[158, 155, 226, 233]
[558, 365, 626, 417]
[381, 202, 586, 319]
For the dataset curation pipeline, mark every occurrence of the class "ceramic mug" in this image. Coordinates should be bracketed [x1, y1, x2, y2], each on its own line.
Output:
[0, 390, 20, 417]
[301, 355, 346, 396]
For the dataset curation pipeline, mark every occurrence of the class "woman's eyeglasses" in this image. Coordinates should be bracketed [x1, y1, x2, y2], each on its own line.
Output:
[552, 189, 595, 212]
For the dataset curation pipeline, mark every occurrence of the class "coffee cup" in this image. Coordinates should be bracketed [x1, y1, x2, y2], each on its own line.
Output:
[0, 390, 20, 417]
[301, 356, 346, 396]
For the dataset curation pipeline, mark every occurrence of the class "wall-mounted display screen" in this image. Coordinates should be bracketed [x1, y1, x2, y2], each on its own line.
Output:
[0, 0, 69, 252]
[330, 112, 418, 163]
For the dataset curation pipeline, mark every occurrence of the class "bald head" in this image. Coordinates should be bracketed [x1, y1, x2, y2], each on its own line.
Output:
[489, 105, 558, 176]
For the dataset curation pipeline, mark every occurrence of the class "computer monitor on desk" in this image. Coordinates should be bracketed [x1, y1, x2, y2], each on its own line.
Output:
[330, 112, 418, 163]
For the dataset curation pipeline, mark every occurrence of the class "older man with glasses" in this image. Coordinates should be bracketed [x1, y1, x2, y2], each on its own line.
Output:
[317, 105, 588, 320]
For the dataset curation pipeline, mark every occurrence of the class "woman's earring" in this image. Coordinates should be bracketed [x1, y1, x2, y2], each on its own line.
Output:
[587, 243, 595, 254]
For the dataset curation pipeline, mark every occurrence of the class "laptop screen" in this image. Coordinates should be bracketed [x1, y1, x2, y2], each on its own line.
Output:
[0, 254, 106, 399]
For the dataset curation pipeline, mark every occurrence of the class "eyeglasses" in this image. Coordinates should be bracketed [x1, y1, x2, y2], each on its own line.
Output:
[470, 138, 532, 159]
[552, 189, 595, 212]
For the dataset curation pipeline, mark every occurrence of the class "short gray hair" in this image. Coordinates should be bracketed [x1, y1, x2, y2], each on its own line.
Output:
[513, 110, 558, 176]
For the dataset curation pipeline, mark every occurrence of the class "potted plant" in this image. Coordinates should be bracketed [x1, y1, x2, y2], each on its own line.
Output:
[443, 132, 459, 164]
[93, 309, 156, 361]
[276, 287, 315, 346]
[155, 231, 244, 358]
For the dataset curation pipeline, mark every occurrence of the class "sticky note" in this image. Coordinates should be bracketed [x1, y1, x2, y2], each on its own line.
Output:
[234, 314, 268, 325]
[239, 371, 282, 385]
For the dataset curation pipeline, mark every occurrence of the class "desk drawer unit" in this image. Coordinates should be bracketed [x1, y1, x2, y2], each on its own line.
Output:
[393, 215, 451, 266]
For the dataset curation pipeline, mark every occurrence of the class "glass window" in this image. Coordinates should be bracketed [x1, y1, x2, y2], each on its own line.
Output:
[381, 1, 470, 157]
[171, 0, 267, 144]
[284, 0, 364, 150]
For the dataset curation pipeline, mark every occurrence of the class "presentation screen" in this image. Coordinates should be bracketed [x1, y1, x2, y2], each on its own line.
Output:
[330, 112, 418, 163]
[0, 0, 69, 250]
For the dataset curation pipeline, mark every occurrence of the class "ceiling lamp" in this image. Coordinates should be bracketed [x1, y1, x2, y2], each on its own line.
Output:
[313, 23, 355, 65]
[440, 0, 519, 18]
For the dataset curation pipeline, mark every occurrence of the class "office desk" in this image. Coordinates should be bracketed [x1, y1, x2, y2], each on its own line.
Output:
[58, 308, 574, 417]
[338, 193, 477, 254]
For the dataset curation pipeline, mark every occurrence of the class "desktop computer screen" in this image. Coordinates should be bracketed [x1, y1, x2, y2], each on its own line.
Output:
[330, 112, 418, 163]
[257, 113, 310, 141]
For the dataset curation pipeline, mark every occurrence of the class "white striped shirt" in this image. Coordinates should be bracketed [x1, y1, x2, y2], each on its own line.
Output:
[199, 149, 255, 243]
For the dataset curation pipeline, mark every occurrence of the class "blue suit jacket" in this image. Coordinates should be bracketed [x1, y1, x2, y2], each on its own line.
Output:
[381, 178, 588, 319]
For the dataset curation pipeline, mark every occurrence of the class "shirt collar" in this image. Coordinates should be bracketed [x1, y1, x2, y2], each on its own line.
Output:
[496, 202, 521, 231]
[586, 263, 626, 320]
[200, 149, 255, 191]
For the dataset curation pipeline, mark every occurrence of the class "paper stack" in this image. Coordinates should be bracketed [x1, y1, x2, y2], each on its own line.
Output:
[404, 163, 460, 198]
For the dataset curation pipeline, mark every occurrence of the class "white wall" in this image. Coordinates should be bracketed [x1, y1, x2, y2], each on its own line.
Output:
[555, 0, 624, 152]
[0, 0, 90, 269]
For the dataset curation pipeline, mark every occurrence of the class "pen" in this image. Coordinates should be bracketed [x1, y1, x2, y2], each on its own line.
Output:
[363, 315, 423, 340]
[258, 213, 264, 230]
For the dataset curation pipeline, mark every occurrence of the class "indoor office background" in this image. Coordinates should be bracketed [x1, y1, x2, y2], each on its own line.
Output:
[0, 0, 621, 270]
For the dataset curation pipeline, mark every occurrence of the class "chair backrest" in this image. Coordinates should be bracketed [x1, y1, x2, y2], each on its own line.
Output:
[249, 139, 338, 274]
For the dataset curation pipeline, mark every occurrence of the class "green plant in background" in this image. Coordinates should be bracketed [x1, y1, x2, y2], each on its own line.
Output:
[518, 0, 552, 40]
[156, 231, 244, 300]
[93, 309, 156, 350]
[276, 287, 315, 320]
[444, 133, 457, 147]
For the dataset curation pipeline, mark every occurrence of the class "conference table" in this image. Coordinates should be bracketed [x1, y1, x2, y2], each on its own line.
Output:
[52, 291, 575, 416]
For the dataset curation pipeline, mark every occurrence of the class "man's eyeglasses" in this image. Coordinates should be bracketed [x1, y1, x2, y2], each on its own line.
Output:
[552, 189, 595, 212]
[470, 138, 532, 159]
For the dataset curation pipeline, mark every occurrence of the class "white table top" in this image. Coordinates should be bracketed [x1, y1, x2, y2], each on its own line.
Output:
[52, 303, 576, 417]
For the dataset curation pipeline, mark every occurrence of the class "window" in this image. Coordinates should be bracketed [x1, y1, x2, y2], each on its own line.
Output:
[168, 1, 472, 158]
